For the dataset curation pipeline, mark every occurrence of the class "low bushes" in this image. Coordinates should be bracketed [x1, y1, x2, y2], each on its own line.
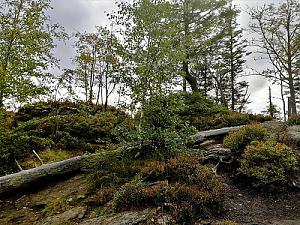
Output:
[223, 124, 269, 155]
[88, 187, 115, 207]
[179, 93, 228, 131]
[249, 114, 273, 123]
[83, 151, 144, 188]
[0, 132, 53, 175]
[13, 101, 129, 124]
[112, 156, 226, 223]
[124, 94, 196, 159]
[179, 92, 272, 131]
[288, 114, 300, 125]
[14, 111, 132, 152]
[43, 198, 69, 216]
[140, 156, 216, 185]
[0, 101, 133, 175]
[240, 141, 298, 188]
[209, 112, 250, 129]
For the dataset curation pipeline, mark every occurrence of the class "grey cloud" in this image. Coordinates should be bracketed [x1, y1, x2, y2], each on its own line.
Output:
[49, 0, 117, 74]
[50, 0, 93, 33]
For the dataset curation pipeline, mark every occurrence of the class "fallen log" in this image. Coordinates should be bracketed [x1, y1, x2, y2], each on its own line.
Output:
[0, 156, 86, 196]
[191, 125, 244, 143]
[0, 125, 246, 196]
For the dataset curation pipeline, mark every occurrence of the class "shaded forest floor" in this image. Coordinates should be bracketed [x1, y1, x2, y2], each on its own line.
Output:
[223, 174, 300, 225]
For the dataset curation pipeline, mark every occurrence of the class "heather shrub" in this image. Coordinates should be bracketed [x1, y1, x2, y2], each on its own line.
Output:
[83, 151, 144, 188]
[249, 114, 273, 123]
[14, 111, 132, 151]
[178, 93, 269, 131]
[111, 178, 163, 211]
[112, 156, 226, 223]
[13, 101, 129, 124]
[208, 112, 250, 129]
[223, 124, 269, 155]
[140, 156, 214, 185]
[88, 187, 115, 206]
[288, 114, 300, 125]
[240, 141, 298, 188]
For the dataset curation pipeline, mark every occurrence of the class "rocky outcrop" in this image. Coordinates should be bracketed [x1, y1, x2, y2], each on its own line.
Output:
[39, 206, 86, 225]
[80, 210, 154, 225]
[287, 125, 300, 146]
[272, 219, 300, 225]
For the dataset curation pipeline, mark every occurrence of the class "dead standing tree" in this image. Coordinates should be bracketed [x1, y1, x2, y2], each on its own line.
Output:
[249, 0, 300, 116]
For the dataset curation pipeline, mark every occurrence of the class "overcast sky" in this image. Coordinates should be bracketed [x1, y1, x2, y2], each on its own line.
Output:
[49, 0, 285, 114]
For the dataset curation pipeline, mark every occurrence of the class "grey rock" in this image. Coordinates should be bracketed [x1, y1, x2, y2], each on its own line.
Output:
[41, 206, 86, 225]
[272, 219, 300, 225]
[287, 125, 300, 142]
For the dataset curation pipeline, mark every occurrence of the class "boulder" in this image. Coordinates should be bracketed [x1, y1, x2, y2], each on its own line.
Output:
[40, 206, 86, 225]
[80, 210, 154, 225]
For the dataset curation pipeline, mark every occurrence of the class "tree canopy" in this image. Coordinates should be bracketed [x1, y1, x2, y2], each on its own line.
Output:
[0, 0, 66, 107]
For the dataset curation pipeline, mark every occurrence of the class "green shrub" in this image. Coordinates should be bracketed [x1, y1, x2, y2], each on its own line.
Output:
[240, 141, 298, 188]
[124, 93, 196, 159]
[0, 132, 53, 175]
[88, 187, 115, 206]
[181, 92, 228, 118]
[179, 92, 228, 130]
[140, 156, 215, 185]
[83, 151, 144, 188]
[249, 114, 273, 123]
[14, 101, 129, 124]
[112, 156, 226, 222]
[223, 124, 269, 155]
[13, 102, 54, 124]
[43, 198, 69, 216]
[14, 111, 132, 151]
[288, 114, 300, 125]
[178, 93, 267, 131]
[207, 112, 250, 129]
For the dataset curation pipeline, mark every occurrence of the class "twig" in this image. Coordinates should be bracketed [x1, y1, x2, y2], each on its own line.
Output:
[33, 150, 43, 165]
[15, 159, 23, 171]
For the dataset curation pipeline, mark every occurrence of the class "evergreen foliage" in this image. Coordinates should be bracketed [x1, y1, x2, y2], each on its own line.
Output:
[240, 141, 298, 188]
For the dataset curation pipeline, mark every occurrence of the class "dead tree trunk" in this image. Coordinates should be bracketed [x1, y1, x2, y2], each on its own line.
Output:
[0, 156, 86, 196]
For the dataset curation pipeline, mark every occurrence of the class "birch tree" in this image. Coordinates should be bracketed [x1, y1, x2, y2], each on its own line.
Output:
[0, 0, 66, 107]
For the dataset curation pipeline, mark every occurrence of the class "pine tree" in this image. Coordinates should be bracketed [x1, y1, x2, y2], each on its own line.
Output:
[220, 4, 250, 111]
